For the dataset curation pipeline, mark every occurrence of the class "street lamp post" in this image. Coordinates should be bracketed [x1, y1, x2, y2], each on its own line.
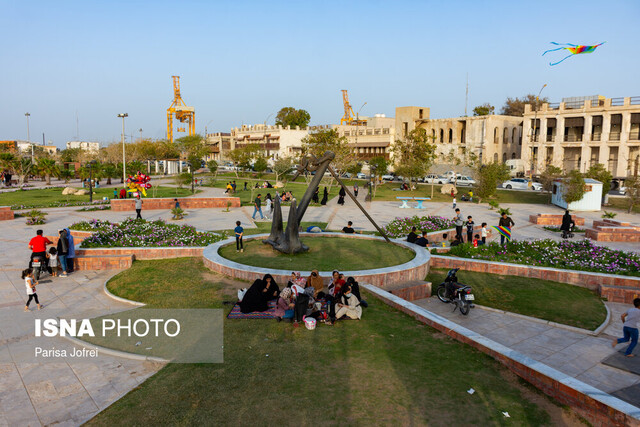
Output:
[25, 112, 33, 163]
[117, 113, 128, 187]
[530, 84, 547, 182]
[88, 160, 97, 203]
[139, 128, 143, 141]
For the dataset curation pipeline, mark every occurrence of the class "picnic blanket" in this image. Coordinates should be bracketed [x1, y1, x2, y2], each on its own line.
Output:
[227, 299, 330, 319]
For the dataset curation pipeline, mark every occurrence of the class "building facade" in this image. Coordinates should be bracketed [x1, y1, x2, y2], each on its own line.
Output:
[395, 106, 524, 165]
[521, 96, 640, 178]
[66, 141, 100, 152]
[204, 132, 230, 162]
[328, 114, 396, 161]
[227, 124, 309, 161]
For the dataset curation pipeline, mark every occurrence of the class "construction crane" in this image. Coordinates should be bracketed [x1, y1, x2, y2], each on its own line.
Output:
[167, 76, 195, 142]
[340, 89, 367, 126]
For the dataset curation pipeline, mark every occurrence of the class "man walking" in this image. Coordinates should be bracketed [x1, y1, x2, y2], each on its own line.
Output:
[252, 193, 264, 220]
[453, 208, 464, 241]
[612, 298, 640, 357]
[135, 195, 142, 219]
[498, 212, 515, 245]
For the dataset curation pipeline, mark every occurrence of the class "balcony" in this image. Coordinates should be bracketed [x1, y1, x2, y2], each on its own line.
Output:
[610, 132, 621, 141]
[546, 134, 554, 142]
[591, 133, 601, 141]
[630, 131, 640, 141]
[563, 134, 583, 142]
[356, 153, 390, 160]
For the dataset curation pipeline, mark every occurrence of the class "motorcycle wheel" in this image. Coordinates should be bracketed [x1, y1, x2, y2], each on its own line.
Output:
[34, 268, 41, 281]
[436, 285, 449, 303]
[459, 300, 470, 315]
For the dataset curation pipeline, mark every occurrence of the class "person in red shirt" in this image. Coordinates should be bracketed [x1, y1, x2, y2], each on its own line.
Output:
[28, 230, 52, 272]
[119, 188, 127, 199]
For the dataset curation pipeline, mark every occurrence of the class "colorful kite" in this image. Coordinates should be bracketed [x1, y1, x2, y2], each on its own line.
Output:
[491, 226, 511, 242]
[542, 42, 605, 66]
[126, 171, 152, 197]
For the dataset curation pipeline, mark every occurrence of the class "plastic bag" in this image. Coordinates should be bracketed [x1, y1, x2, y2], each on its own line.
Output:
[237, 288, 247, 302]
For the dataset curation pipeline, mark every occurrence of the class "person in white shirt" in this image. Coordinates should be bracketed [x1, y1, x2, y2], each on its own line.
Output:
[612, 298, 640, 357]
[23, 268, 42, 311]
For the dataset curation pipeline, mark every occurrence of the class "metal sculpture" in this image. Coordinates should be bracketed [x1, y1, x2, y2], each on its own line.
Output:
[263, 151, 390, 254]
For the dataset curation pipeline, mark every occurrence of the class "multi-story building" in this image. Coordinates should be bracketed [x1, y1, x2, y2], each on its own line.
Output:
[204, 132, 230, 162]
[395, 106, 524, 165]
[227, 124, 309, 161]
[66, 141, 100, 152]
[328, 114, 396, 161]
[521, 96, 640, 179]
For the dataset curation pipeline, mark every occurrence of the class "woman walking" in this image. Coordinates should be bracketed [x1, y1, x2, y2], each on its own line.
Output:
[337, 186, 346, 205]
[320, 187, 328, 205]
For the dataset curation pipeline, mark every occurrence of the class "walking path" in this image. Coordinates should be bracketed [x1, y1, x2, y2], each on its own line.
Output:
[414, 297, 640, 396]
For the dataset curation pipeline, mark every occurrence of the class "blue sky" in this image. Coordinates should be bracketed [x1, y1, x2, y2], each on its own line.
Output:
[1, 0, 639, 148]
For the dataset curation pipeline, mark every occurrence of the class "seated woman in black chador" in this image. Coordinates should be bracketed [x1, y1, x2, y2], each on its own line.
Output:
[240, 274, 280, 313]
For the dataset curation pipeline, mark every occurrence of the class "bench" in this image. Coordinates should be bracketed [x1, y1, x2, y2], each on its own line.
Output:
[396, 197, 431, 209]
[396, 197, 412, 208]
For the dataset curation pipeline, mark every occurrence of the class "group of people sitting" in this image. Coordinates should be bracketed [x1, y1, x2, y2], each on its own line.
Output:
[238, 270, 366, 326]
[254, 180, 274, 189]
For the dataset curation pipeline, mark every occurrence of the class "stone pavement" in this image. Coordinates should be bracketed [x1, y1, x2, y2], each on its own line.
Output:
[414, 297, 640, 398]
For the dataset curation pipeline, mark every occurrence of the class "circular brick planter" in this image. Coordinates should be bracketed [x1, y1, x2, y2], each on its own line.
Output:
[203, 232, 430, 289]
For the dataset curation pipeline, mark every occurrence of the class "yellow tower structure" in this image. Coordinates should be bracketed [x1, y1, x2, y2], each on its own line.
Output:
[167, 76, 195, 142]
[340, 89, 366, 126]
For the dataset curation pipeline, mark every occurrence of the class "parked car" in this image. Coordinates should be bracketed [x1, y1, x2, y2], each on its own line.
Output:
[381, 174, 395, 181]
[449, 176, 476, 186]
[356, 172, 367, 179]
[423, 174, 447, 184]
[502, 178, 542, 191]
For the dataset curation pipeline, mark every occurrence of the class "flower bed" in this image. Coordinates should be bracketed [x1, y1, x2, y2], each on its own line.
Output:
[78, 218, 225, 248]
[445, 239, 640, 277]
[382, 215, 456, 238]
[12, 200, 110, 210]
[543, 226, 585, 233]
[78, 205, 111, 211]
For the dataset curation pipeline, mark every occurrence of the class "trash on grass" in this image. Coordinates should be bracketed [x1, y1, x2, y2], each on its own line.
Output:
[467, 388, 475, 395]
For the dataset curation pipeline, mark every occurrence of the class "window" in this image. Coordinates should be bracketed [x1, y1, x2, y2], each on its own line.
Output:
[432, 129, 436, 141]
[512, 128, 516, 145]
[553, 184, 557, 195]
[403, 122, 408, 136]
[502, 153, 507, 163]
[503, 128, 509, 144]
[440, 129, 444, 143]
[494, 127, 499, 144]
[419, 109, 424, 119]
[511, 152, 516, 159]
[448, 129, 453, 143]
[493, 153, 498, 162]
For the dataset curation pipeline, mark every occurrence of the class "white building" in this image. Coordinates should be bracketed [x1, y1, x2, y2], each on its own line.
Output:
[228, 124, 309, 160]
[551, 178, 602, 211]
[66, 141, 100, 152]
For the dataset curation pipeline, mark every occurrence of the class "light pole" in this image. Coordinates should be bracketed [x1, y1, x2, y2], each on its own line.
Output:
[25, 112, 33, 162]
[88, 160, 97, 203]
[117, 113, 128, 187]
[138, 128, 143, 141]
[530, 84, 547, 181]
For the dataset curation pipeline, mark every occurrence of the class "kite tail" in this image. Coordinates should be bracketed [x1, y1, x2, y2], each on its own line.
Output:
[549, 54, 574, 66]
[542, 46, 565, 56]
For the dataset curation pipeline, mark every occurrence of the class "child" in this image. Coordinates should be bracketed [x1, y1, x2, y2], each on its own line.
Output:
[234, 220, 244, 253]
[465, 216, 475, 243]
[452, 197, 457, 209]
[23, 268, 42, 311]
[473, 234, 482, 247]
[48, 247, 58, 277]
[481, 222, 488, 244]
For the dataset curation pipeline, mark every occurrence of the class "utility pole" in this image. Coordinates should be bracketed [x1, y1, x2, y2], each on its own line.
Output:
[464, 73, 469, 116]
[139, 128, 143, 141]
[118, 113, 128, 187]
[530, 84, 547, 183]
[25, 112, 33, 163]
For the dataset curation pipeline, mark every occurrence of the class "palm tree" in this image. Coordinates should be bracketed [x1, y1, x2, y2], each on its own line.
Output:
[36, 158, 59, 185]
[101, 163, 118, 185]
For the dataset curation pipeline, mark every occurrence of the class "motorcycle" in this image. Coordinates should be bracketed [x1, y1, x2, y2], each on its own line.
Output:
[436, 268, 474, 315]
[30, 254, 48, 281]
[561, 224, 575, 239]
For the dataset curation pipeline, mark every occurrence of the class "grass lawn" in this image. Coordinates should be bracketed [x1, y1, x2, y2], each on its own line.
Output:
[606, 197, 639, 213]
[219, 236, 415, 271]
[206, 178, 342, 206]
[86, 258, 576, 426]
[426, 268, 606, 330]
[4, 186, 196, 209]
[371, 182, 549, 205]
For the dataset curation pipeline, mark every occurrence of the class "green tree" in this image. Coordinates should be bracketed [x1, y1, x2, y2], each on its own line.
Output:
[275, 107, 311, 128]
[475, 162, 510, 203]
[391, 128, 437, 186]
[539, 165, 563, 203]
[253, 156, 268, 176]
[472, 103, 495, 116]
[301, 129, 354, 190]
[271, 156, 294, 183]
[367, 156, 389, 199]
[59, 147, 83, 163]
[59, 168, 74, 183]
[585, 163, 613, 202]
[623, 175, 640, 213]
[563, 169, 586, 205]
[346, 162, 363, 175]
[500, 94, 550, 116]
[101, 163, 118, 185]
[207, 160, 218, 174]
[36, 158, 59, 185]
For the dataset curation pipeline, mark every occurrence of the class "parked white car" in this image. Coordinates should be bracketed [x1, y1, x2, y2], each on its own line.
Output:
[423, 174, 447, 184]
[356, 172, 367, 179]
[381, 174, 395, 181]
[449, 176, 476, 186]
[502, 178, 542, 191]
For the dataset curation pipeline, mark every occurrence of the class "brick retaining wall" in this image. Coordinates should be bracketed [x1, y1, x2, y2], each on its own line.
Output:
[111, 197, 240, 211]
[529, 213, 585, 226]
[76, 246, 204, 260]
[0, 206, 14, 220]
[365, 286, 640, 427]
[72, 254, 133, 270]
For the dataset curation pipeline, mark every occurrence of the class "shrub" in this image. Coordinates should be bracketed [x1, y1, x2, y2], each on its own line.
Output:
[25, 209, 47, 226]
[381, 215, 455, 238]
[498, 207, 511, 216]
[488, 200, 499, 210]
[172, 207, 185, 220]
[602, 210, 617, 219]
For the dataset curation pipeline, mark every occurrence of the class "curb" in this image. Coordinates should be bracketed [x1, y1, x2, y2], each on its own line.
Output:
[60, 334, 168, 363]
[472, 301, 610, 337]
[103, 278, 146, 306]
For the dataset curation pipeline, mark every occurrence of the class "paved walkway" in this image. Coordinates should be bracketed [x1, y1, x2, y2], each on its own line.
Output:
[414, 297, 640, 396]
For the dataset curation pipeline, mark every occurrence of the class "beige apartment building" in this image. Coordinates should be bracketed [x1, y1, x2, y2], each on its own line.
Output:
[204, 132, 230, 162]
[226, 124, 309, 161]
[395, 106, 524, 165]
[521, 96, 640, 179]
[321, 114, 396, 161]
